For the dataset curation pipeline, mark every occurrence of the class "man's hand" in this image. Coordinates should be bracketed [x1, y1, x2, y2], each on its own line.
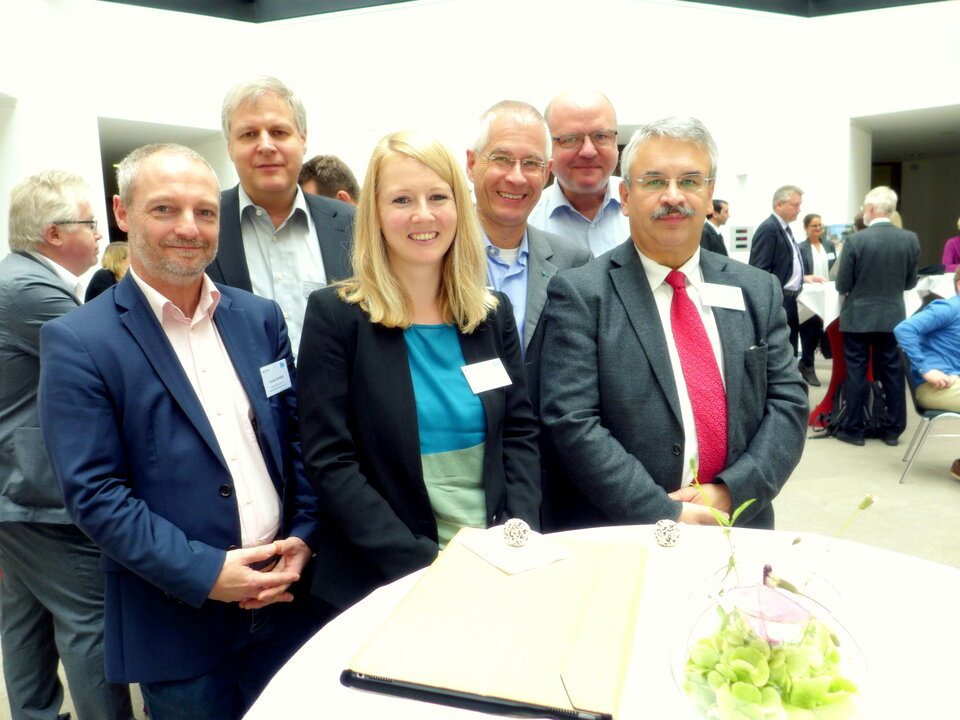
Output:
[922, 369, 954, 389]
[670, 483, 733, 525]
[676, 502, 728, 525]
[239, 537, 312, 610]
[208, 541, 300, 605]
[803, 274, 828, 284]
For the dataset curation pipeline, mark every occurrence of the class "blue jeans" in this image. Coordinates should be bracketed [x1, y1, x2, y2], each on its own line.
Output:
[140, 599, 321, 720]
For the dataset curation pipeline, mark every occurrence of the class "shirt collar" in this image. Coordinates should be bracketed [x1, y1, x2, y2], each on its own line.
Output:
[482, 229, 529, 257]
[129, 266, 221, 325]
[868, 217, 892, 226]
[545, 176, 623, 218]
[634, 245, 703, 290]
[27, 250, 81, 299]
[238, 184, 308, 227]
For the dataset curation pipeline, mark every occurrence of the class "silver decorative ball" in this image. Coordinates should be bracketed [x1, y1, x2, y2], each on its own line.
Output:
[503, 518, 531, 547]
[654, 519, 681, 547]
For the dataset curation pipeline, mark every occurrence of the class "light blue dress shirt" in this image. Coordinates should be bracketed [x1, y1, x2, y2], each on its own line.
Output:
[527, 177, 631, 257]
[483, 231, 528, 354]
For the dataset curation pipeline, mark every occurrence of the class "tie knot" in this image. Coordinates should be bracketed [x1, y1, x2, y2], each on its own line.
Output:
[666, 270, 687, 292]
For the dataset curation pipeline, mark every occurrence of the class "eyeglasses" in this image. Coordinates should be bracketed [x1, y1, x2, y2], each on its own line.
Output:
[551, 129, 618, 150]
[482, 154, 548, 175]
[632, 174, 713, 194]
[54, 219, 99, 231]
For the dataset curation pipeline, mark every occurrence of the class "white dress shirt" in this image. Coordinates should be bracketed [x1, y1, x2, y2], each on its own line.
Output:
[635, 247, 726, 488]
[130, 268, 281, 547]
[528, 177, 631, 257]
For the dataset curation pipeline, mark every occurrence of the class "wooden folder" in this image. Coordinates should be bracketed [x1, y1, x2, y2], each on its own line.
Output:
[341, 530, 648, 719]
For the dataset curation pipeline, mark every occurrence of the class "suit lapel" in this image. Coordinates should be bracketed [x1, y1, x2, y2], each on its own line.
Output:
[699, 252, 745, 441]
[115, 276, 227, 468]
[213, 187, 254, 291]
[213, 294, 284, 488]
[524, 229, 556, 350]
[306, 195, 351, 281]
[608, 244, 683, 426]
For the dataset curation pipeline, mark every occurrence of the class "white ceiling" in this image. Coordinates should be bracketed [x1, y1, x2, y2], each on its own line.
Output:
[97, 117, 221, 166]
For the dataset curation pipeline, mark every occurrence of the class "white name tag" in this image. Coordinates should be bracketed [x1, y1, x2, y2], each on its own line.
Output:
[461, 358, 512, 394]
[260, 359, 292, 398]
[826, 252, 836, 260]
[701, 282, 745, 311]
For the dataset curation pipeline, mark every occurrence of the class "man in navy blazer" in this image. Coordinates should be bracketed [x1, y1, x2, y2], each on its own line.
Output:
[540, 118, 807, 531]
[206, 76, 354, 354]
[749, 185, 805, 354]
[38, 144, 322, 720]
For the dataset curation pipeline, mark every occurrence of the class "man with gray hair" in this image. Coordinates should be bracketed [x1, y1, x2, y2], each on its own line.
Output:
[207, 76, 354, 354]
[540, 117, 807, 531]
[528, 89, 630, 256]
[465, 100, 591, 406]
[0, 171, 132, 719]
[38, 144, 324, 719]
[749, 185, 806, 358]
[834, 185, 920, 446]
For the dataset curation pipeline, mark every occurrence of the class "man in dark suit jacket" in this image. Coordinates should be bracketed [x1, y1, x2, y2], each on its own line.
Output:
[700, 198, 729, 256]
[834, 186, 920, 446]
[39, 145, 322, 720]
[1, 171, 132, 719]
[206, 76, 354, 355]
[749, 185, 805, 354]
[540, 118, 807, 531]
[465, 100, 592, 409]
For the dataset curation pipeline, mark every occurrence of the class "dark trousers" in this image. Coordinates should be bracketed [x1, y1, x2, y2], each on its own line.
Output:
[782, 291, 800, 356]
[840, 331, 907, 439]
[799, 316, 825, 367]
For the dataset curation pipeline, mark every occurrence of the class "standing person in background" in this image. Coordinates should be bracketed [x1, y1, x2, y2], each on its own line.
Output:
[749, 185, 805, 357]
[700, 199, 729, 256]
[942, 217, 960, 271]
[834, 186, 920, 447]
[298, 131, 541, 613]
[298, 154, 360, 205]
[1, 170, 132, 720]
[797, 214, 835, 386]
[84, 241, 129, 302]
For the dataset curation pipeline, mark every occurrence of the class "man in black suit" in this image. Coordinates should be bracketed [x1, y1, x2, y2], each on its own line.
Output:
[700, 198, 729, 256]
[206, 76, 354, 355]
[749, 185, 805, 354]
[835, 186, 920, 446]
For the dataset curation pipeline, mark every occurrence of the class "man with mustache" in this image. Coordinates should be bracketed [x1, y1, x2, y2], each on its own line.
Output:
[540, 117, 807, 531]
[38, 144, 323, 719]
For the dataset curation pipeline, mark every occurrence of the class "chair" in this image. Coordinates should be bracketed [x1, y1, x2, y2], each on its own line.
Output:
[899, 349, 960, 483]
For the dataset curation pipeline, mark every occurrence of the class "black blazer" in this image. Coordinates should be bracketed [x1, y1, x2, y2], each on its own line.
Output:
[748, 213, 796, 288]
[206, 185, 354, 290]
[798, 238, 837, 275]
[700, 222, 728, 256]
[298, 288, 541, 610]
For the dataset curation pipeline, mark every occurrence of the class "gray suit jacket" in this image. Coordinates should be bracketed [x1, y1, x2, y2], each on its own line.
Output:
[206, 185, 354, 291]
[835, 222, 920, 333]
[539, 242, 808, 530]
[523, 226, 592, 410]
[0, 252, 80, 522]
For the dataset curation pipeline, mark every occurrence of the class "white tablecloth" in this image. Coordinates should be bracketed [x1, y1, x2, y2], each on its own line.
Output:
[246, 525, 960, 719]
[797, 274, 955, 325]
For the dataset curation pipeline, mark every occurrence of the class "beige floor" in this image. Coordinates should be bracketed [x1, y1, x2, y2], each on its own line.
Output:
[2, 358, 958, 719]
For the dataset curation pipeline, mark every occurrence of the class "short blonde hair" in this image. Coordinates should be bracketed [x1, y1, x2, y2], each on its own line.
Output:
[101, 241, 129, 281]
[8, 170, 89, 252]
[339, 131, 496, 332]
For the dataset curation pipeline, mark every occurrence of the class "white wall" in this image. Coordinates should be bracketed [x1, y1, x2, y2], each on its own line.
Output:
[2, 0, 959, 255]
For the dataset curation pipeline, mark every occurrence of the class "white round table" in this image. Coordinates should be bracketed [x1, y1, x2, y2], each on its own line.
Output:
[246, 525, 960, 719]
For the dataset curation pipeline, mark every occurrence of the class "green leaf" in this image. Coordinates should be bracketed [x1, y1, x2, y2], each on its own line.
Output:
[730, 498, 757, 526]
[731, 682, 762, 705]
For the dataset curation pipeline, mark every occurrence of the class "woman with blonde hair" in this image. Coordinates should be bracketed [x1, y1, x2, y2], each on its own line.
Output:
[84, 240, 129, 301]
[298, 131, 540, 611]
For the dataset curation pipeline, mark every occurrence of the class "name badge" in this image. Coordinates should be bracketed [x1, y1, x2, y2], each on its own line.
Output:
[826, 252, 836, 260]
[701, 282, 745, 311]
[260, 359, 292, 398]
[461, 358, 512, 394]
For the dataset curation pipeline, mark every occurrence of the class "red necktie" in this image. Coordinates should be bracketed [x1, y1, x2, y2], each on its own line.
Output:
[665, 270, 728, 483]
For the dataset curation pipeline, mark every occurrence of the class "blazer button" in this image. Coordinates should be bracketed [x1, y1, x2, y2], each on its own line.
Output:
[671, 443, 682, 456]
[219, 484, 233, 497]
